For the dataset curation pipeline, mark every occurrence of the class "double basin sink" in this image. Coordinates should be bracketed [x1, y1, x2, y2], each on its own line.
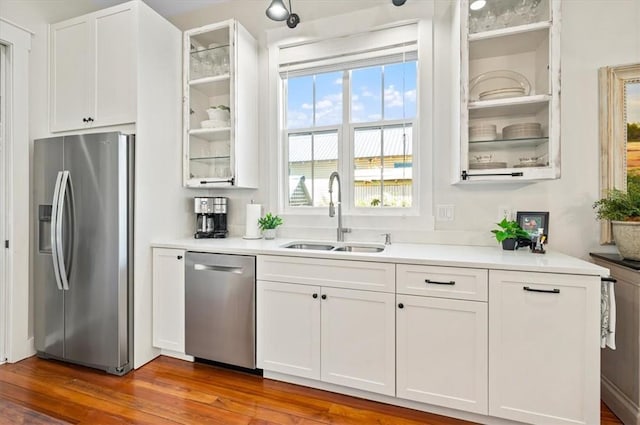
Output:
[282, 241, 385, 253]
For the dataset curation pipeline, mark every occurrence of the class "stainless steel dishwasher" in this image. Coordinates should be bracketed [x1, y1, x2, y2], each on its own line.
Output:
[185, 252, 256, 369]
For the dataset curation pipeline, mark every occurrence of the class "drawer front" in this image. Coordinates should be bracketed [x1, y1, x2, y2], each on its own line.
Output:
[397, 264, 488, 301]
[257, 255, 395, 293]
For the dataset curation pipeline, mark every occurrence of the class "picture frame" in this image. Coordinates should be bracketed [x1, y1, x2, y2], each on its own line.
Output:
[516, 211, 549, 240]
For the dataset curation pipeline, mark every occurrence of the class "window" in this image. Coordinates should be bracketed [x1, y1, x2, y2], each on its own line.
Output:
[283, 57, 417, 211]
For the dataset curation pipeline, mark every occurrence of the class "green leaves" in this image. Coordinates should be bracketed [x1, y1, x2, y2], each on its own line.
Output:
[594, 173, 640, 221]
[258, 213, 283, 230]
[491, 218, 530, 242]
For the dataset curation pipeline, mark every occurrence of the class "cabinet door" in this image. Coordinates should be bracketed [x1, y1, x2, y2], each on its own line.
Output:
[489, 270, 600, 425]
[397, 295, 487, 414]
[257, 281, 321, 380]
[50, 16, 93, 132]
[321, 287, 395, 396]
[93, 4, 136, 127]
[152, 248, 186, 352]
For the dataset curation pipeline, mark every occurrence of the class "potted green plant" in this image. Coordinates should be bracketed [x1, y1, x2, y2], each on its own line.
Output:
[491, 218, 531, 250]
[594, 174, 640, 260]
[258, 213, 283, 240]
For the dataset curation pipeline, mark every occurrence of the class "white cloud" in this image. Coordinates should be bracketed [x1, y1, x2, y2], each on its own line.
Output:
[384, 85, 417, 109]
[301, 103, 313, 110]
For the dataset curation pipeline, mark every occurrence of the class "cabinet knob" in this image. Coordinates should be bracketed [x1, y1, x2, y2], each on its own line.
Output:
[82, 118, 88, 123]
[177, 255, 183, 260]
[312, 293, 318, 299]
[87, 117, 94, 122]
[398, 303, 404, 309]
[321, 294, 327, 300]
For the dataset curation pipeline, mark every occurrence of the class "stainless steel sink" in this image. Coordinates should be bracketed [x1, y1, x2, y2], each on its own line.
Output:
[281, 241, 385, 253]
[333, 245, 385, 253]
[282, 242, 335, 251]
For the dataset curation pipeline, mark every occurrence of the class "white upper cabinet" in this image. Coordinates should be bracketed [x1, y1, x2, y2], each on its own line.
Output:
[50, 2, 136, 132]
[183, 20, 259, 188]
[455, 0, 561, 183]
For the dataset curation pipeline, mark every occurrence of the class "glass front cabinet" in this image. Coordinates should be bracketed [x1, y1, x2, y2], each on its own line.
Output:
[455, 0, 561, 183]
[183, 20, 259, 188]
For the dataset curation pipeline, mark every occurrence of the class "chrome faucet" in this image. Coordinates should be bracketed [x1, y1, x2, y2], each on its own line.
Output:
[328, 171, 351, 242]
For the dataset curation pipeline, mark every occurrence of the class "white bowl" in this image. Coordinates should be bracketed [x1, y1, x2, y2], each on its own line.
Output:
[207, 107, 230, 121]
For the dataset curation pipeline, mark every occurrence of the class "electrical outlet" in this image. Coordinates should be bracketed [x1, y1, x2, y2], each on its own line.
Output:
[498, 205, 512, 221]
[436, 204, 455, 222]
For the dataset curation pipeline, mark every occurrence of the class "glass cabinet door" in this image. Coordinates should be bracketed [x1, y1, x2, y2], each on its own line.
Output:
[458, 0, 560, 182]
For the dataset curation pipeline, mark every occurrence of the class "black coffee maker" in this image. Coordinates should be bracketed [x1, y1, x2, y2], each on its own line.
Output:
[194, 197, 228, 238]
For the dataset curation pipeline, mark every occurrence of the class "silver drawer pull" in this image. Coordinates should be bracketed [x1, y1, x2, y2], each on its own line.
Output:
[523, 286, 560, 294]
[194, 264, 244, 274]
[425, 279, 455, 285]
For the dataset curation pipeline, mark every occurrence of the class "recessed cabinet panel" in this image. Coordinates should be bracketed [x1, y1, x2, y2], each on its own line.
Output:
[183, 20, 258, 188]
[94, 7, 136, 126]
[397, 294, 488, 414]
[50, 18, 92, 132]
[456, 0, 561, 183]
[152, 248, 186, 353]
[488, 270, 600, 424]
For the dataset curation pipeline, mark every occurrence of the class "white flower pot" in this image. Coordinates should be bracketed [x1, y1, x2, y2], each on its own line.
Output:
[263, 229, 276, 240]
[612, 220, 640, 260]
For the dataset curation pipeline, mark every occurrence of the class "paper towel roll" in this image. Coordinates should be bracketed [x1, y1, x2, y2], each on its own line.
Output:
[245, 203, 262, 238]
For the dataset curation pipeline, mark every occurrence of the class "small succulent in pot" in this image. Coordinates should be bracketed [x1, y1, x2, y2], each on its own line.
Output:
[258, 213, 283, 240]
[491, 218, 531, 250]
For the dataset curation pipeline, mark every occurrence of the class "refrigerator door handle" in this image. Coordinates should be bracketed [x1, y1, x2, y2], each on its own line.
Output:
[50, 171, 64, 291]
[56, 171, 71, 291]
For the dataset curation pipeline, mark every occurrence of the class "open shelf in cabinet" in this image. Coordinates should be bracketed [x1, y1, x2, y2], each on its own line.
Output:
[469, 137, 548, 152]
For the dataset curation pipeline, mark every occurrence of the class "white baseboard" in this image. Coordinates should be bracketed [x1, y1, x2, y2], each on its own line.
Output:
[159, 349, 194, 362]
[602, 375, 640, 425]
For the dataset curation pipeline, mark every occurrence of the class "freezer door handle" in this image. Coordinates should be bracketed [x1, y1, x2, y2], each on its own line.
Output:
[193, 264, 244, 274]
[55, 170, 71, 291]
[50, 171, 64, 291]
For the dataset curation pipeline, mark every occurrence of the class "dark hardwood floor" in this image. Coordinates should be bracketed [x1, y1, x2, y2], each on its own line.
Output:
[0, 356, 623, 424]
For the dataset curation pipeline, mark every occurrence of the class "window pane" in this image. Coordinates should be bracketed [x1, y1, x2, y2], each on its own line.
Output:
[351, 66, 382, 123]
[354, 128, 382, 207]
[287, 76, 313, 129]
[288, 131, 338, 207]
[353, 125, 412, 208]
[382, 125, 412, 208]
[315, 72, 343, 127]
[384, 61, 417, 120]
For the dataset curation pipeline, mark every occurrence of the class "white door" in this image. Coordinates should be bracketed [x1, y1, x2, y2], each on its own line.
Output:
[489, 270, 600, 425]
[320, 287, 395, 396]
[396, 294, 488, 414]
[257, 280, 320, 379]
[49, 15, 92, 132]
[93, 5, 136, 127]
[152, 248, 186, 353]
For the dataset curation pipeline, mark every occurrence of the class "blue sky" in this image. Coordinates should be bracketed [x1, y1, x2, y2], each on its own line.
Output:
[628, 82, 640, 123]
[287, 61, 417, 129]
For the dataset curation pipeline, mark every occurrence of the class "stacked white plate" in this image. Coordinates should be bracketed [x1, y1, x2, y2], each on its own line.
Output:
[469, 124, 497, 142]
[502, 122, 542, 140]
[201, 119, 230, 129]
[479, 87, 525, 100]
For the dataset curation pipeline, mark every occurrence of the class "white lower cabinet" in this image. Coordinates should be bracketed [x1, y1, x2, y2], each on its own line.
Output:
[321, 287, 395, 396]
[256, 281, 320, 380]
[396, 294, 488, 414]
[152, 248, 186, 353]
[488, 270, 600, 425]
[257, 276, 395, 396]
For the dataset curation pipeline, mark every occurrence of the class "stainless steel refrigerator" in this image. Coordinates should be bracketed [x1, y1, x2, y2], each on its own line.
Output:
[33, 132, 134, 375]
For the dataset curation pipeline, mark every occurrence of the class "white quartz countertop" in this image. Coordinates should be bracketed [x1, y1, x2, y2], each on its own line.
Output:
[151, 237, 609, 276]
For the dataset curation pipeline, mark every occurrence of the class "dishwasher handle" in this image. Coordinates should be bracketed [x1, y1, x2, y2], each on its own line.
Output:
[193, 263, 245, 274]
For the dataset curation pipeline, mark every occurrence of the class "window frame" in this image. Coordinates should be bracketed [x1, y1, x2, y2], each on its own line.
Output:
[281, 58, 420, 216]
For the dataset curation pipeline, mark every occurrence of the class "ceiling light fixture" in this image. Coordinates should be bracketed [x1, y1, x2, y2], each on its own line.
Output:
[266, 0, 301, 28]
[469, 0, 486, 11]
[392, 0, 407, 5]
